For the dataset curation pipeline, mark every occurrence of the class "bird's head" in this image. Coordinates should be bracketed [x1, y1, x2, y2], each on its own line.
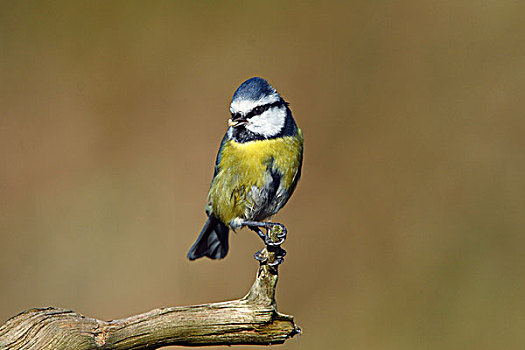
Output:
[228, 77, 289, 141]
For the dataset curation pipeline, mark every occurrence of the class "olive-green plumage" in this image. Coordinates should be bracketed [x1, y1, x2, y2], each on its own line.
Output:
[209, 131, 303, 226]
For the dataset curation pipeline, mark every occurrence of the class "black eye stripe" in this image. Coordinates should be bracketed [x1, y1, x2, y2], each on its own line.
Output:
[246, 101, 283, 118]
[230, 100, 285, 120]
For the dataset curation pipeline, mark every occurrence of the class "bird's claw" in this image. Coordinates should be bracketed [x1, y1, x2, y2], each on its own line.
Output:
[265, 235, 285, 246]
[267, 246, 287, 266]
[275, 224, 287, 240]
[264, 223, 287, 246]
[247, 221, 288, 266]
[254, 249, 267, 263]
[254, 244, 287, 266]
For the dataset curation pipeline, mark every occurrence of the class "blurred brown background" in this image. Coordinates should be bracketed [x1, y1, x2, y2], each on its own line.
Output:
[1, 1, 524, 349]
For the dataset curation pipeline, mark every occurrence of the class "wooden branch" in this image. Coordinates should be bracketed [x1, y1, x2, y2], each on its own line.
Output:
[0, 227, 300, 349]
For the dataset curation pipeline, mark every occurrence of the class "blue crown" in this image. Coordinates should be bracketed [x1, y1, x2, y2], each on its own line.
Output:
[232, 77, 277, 102]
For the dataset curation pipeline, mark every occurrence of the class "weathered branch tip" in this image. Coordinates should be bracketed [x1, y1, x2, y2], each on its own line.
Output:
[0, 226, 300, 349]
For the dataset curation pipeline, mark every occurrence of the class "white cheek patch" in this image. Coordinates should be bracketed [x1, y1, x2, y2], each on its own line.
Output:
[245, 107, 286, 137]
[230, 93, 280, 115]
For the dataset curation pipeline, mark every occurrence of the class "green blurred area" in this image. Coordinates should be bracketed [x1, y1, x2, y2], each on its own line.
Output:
[1, 1, 524, 349]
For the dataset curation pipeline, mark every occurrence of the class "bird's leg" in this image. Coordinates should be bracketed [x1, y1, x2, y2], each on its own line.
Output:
[248, 225, 267, 242]
[244, 221, 287, 246]
[244, 221, 287, 266]
[248, 226, 269, 263]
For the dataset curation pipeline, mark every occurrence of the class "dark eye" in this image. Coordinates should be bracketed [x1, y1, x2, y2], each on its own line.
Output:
[253, 106, 264, 115]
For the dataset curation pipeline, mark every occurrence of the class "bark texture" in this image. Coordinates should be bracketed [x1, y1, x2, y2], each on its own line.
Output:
[0, 228, 300, 349]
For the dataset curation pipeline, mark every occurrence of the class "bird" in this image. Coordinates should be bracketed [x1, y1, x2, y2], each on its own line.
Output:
[187, 77, 303, 264]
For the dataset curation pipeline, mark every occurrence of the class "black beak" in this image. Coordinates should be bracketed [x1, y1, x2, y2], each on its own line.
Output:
[228, 112, 247, 127]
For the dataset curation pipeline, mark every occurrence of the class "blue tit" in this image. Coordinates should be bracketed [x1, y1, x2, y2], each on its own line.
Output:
[187, 77, 303, 263]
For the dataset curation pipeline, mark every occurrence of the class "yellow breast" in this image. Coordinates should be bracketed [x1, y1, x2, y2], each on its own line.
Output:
[208, 132, 303, 225]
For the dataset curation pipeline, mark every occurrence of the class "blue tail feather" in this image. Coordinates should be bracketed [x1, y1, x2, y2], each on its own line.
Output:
[187, 216, 229, 260]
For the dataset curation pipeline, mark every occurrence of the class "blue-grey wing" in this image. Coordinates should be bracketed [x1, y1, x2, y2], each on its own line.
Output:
[212, 132, 229, 180]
